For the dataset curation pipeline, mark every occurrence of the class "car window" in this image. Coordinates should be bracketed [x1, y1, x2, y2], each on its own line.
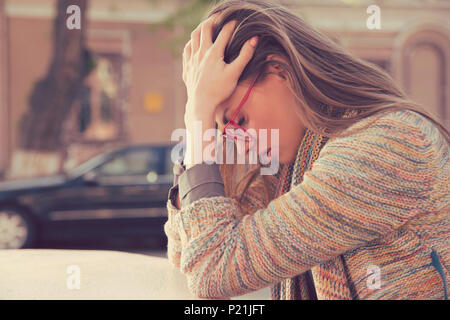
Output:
[97, 149, 162, 177]
[165, 146, 175, 175]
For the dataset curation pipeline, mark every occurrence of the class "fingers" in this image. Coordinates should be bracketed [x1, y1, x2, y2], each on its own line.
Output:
[229, 36, 258, 78]
[184, 39, 192, 60]
[190, 13, 220, 58]
[190, 25, 201, 53]
[213, 20, 238, 56]
[198, 15, 215, 55]
[182, 39, 191, 82]
[184, 13, 252, 85]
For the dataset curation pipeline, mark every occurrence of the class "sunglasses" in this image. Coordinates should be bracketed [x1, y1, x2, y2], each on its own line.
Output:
[222, 70, 263, 152]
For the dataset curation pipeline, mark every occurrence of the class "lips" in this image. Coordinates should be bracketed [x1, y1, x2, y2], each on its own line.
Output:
[245, 146, 271, 159]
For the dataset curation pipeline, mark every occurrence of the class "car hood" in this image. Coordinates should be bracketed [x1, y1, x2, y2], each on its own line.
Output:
[0, 174, 67, 193]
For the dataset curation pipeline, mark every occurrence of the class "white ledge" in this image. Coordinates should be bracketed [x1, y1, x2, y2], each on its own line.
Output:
[0, 249, 199, 300]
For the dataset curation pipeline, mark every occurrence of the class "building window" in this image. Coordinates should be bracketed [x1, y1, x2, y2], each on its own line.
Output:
[76, 53, 123, 141]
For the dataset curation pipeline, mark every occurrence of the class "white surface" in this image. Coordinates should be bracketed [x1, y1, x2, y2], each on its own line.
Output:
[0, 249, 270, 300]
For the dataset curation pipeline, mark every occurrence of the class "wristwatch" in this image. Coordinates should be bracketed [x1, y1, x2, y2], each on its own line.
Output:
[168, 157, 226, 208]
[172, 158, 186, 185]
[167, 157, 185, 207]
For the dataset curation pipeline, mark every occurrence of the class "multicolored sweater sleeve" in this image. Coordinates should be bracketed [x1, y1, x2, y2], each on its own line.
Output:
[164, 109, 448, 299]
[164, 165, 281, 268]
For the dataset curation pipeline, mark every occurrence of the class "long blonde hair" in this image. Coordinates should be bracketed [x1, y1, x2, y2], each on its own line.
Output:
[207, 0, 449, 214]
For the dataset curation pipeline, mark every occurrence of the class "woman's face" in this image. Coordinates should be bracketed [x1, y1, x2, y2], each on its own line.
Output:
[215, 57, 306, 166]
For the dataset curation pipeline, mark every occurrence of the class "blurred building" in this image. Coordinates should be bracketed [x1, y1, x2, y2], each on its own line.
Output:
[0, 0, 449, 177]
[291, 0, 450, 129]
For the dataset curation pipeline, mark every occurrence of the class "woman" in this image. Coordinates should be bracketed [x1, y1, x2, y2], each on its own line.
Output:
[164, 0, 449, 300]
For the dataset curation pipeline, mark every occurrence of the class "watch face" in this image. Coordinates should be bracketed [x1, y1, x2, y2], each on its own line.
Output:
[173, 162, 185, 176]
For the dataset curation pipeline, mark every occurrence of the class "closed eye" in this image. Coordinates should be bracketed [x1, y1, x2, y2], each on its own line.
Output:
[222, 113, 228, 125]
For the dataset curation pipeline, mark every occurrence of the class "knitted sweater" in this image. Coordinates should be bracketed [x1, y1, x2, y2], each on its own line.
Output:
[164, 109, 449, 299]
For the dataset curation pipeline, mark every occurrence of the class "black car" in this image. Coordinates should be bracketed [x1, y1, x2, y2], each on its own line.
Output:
[0, 144, 182, 249]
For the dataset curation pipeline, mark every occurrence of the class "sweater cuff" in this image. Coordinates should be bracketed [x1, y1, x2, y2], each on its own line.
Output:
[168, 184, 179, 208]
[178, 162, 225, 208]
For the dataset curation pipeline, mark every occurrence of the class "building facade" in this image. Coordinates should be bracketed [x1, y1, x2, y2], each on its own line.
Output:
[0, 0, 449, 176]
[0, 0, 9, 177]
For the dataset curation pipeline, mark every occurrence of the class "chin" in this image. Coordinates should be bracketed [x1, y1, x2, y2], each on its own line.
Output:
[276, 153, 289, 164]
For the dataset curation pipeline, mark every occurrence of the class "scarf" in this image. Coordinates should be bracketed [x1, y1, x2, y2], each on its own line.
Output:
[270, 125, 358, 300]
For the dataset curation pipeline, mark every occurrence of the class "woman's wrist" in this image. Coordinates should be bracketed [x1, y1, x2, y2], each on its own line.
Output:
[178, 162, 225, 207]
[184, 101, 217, 168]
[184, 99, 215, 128]
[184, 140, 217, 169]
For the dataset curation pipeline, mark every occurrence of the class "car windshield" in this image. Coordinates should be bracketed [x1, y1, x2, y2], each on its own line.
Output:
[97, 148, 165, 176]
[66, 150, 115, 179]
[66, 145, 177, 180]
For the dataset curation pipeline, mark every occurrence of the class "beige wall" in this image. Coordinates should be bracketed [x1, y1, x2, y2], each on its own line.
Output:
[293, 0, 450, 127]
[0, 0, 8, 175]
[85, 20, 183, 144]
[7, 16, 53, 154]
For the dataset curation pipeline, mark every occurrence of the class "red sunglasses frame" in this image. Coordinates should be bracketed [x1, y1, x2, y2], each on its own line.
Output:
[222, 70, 263, 144]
